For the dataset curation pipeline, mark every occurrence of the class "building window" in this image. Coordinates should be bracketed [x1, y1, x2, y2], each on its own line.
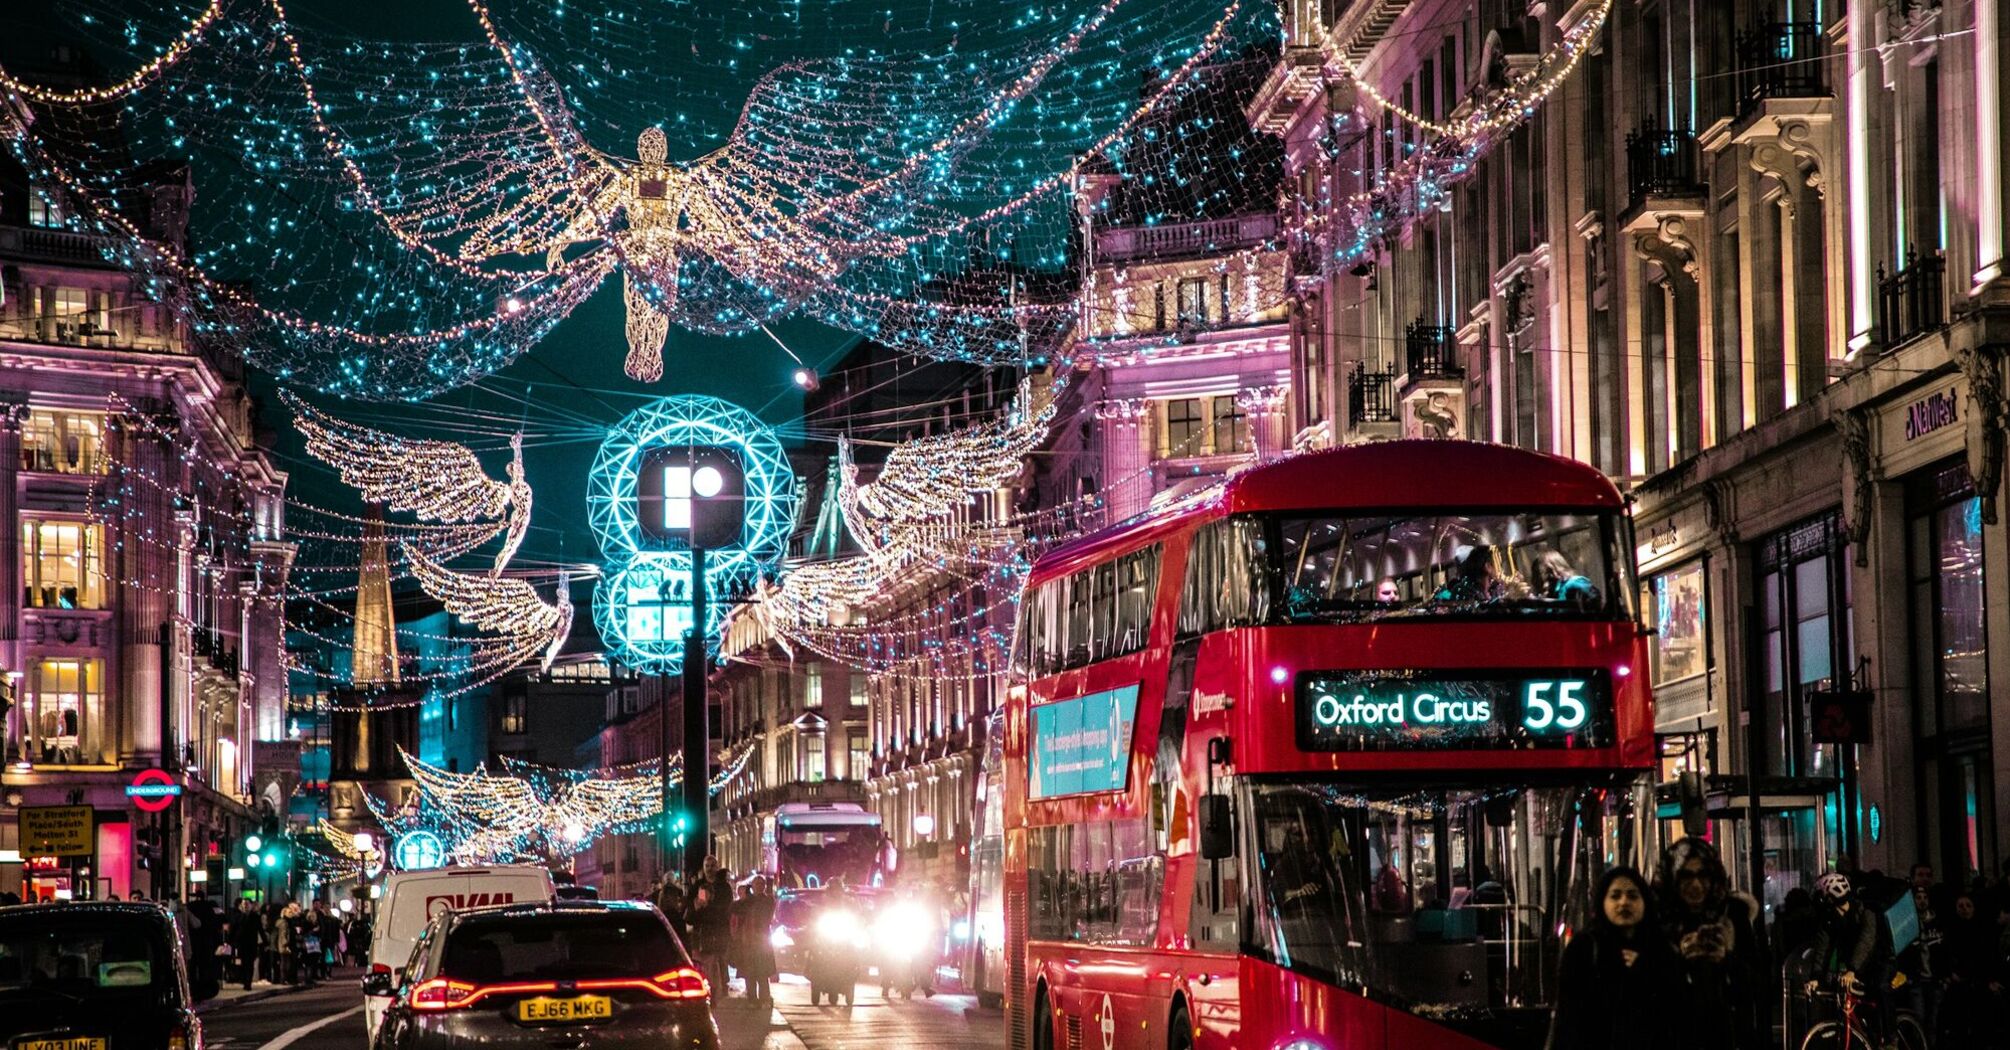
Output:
[20, 409, 109, 475]
[849, 676, 867, 707]
[1177, 277, 1209, 326]
[1211, 395, 1247, 454]
[22, 519, 104, 609]
[1908, 461, 1992, 877]
[1753, 513, 1851, 780]
[27, 186, 65, 229]
[805, 738, 826, 783]
[1164, 398, 1204, 457]
[1643, 560, 1707, 685]
[849, 730, 869, 780]
[501, 694, 527, 735]
[18, 658, 103, 765]
[805, 671, 823, 709]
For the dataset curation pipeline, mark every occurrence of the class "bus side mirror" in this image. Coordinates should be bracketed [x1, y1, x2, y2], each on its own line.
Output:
[1199, 796, 1235, 860]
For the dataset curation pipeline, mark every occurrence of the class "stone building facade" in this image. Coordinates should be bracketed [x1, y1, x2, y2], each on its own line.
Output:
[0, 95, 292, 900]
[1249, 0, 2010, 890]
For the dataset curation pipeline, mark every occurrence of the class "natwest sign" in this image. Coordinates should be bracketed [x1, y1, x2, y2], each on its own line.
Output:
[1904, 389, 1959, 441]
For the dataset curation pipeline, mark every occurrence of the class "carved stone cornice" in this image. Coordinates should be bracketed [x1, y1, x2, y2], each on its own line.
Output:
[1633, 213, 1701, 282]
[1095, 397, 1149, 423]
[1748, 119, 1829, 206]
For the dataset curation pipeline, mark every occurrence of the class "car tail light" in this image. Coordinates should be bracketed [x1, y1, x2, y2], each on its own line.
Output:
[648, 968, 710, 1000]
[410, 977, 480, 1011]
[168, 1018, 194, 1050]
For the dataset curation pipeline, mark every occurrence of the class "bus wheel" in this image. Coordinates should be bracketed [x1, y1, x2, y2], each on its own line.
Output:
[1032, 986, 1055, 1050]
[1168, 1003, 1193, 1050]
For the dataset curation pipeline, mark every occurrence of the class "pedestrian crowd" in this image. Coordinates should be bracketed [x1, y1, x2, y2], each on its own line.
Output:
[648, 856, 780, 1003]
[1552, 839, 2010, 1050]
[209, 891, 370, 991]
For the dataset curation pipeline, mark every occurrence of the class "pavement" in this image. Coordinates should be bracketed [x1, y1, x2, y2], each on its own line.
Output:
[196, 967, 1006, 1050]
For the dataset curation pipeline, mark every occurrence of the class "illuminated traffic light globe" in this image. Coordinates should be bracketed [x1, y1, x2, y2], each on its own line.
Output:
[589, 396, 797, 674]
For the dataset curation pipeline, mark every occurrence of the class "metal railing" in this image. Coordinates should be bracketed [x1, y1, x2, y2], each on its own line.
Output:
[1879, 249, 1947, 349]
[1735, 22, 1827, 113]
[1405, 321, 1461, 380]
[1625, 128, 1703, 206]
[1348, 369, 1397, 426]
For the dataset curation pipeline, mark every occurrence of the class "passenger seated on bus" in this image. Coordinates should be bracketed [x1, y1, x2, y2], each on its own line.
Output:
[1534, 550, 1601, 609]
[1374, 577, 1401, 603]
[1374, 858, 1412, 913]
[1435, 545, 1506, 603]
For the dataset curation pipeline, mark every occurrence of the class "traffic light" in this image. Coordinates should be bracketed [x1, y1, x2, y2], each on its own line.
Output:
[664, 811, 691, 849]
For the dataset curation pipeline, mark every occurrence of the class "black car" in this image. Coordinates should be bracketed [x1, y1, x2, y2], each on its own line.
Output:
[0, 901, 216, 1050]
[369, 899, 717, 1050]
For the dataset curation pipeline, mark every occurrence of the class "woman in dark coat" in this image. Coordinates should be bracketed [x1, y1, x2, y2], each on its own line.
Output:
[1655, 837, 1768, 1050]
[1550, 866, 1688, 1050]
[734, 877, 779, 1003]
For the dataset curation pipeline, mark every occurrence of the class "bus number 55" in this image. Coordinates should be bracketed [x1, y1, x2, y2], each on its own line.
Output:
[1523, 680, 1587, 732]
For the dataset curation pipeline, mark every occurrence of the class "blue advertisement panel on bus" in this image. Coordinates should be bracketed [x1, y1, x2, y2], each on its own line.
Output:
[1029, 684, 1141, 799]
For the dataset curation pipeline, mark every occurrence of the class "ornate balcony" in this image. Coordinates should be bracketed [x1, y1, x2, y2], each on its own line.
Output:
[1735, 22, 1828, 115]
[1879, 249, 1947, 349]
[1625, 128, 1703, 210]
[1404, 321, 1461, 382]
[1348, 369, 1397, 427]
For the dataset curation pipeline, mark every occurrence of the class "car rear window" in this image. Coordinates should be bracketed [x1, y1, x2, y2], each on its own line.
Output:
[442, 914, 685, 982]
[0, 916, 169, 997]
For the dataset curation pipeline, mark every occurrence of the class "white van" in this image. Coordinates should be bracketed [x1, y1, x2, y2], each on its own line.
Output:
[362, 865, 554, 1041]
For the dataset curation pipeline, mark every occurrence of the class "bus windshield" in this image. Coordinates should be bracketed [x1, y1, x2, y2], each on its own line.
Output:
[1244, 778, 1622, 1050]
[777, 824, 882, 889]
[1271, 511, 1629, 623]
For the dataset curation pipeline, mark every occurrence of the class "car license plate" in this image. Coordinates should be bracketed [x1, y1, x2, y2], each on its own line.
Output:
[17, 1039, 108, 1050]
[518, 996, 612, 1022]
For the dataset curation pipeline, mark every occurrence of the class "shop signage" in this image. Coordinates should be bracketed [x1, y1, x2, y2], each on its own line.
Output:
[19, 805, 94, 856]
[125, 769, 182, 813]
[1810, 689, 1873, 745]
[1904, 389, 1959, 441]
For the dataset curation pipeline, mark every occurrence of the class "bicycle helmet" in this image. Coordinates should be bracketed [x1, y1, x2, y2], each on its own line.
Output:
[1815, 872, 1853, 900]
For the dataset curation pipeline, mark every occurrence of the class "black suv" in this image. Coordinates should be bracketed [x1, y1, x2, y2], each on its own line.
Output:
[370, 899, 717, 1050]
[0, 901, 215, 1050]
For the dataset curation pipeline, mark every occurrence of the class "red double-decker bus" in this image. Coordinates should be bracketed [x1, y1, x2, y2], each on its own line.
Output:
[1001, 441, 1657, 1050]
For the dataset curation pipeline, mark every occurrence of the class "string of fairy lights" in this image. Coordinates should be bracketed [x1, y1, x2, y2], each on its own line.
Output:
[1, 0, 1620, 829]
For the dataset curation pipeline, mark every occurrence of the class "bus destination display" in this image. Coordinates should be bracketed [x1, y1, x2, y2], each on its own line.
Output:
[1296, 670, 1613, 751]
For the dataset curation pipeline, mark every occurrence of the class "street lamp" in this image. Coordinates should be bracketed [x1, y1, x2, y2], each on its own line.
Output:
[912, 814, 935, 838]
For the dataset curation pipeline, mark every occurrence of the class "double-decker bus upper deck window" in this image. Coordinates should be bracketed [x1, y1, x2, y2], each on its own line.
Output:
[1020, 545, 1163, 676]
[1177, 518, 1271, 637]
[1270, 510, 1626, 624]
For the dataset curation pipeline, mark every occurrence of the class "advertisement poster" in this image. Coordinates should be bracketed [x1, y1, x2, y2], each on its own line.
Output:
[1030, 684, 1141, 799]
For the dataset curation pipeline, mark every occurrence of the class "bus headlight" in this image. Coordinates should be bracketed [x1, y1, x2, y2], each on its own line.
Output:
[951, 919, 971, 941]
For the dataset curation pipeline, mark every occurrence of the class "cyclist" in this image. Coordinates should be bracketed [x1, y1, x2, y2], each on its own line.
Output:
[1804, 872, 1893, 1041]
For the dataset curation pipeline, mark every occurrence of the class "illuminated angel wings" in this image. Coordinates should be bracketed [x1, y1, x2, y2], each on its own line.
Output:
[405, 545, 574, 674]
[284, 391, 534, 576]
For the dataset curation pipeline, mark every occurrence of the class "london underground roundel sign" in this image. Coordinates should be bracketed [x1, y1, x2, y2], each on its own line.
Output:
[126, 769, 182, 813]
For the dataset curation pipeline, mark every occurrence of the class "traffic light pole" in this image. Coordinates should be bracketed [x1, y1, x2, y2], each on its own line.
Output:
[681, 546, 708, 879]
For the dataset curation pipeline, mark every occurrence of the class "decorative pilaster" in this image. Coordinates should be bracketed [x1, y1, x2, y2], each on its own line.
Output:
[1836, 409, 1875, 566]
[1955, 344, 2007, 525]
[1236, 385, 1287, 457]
